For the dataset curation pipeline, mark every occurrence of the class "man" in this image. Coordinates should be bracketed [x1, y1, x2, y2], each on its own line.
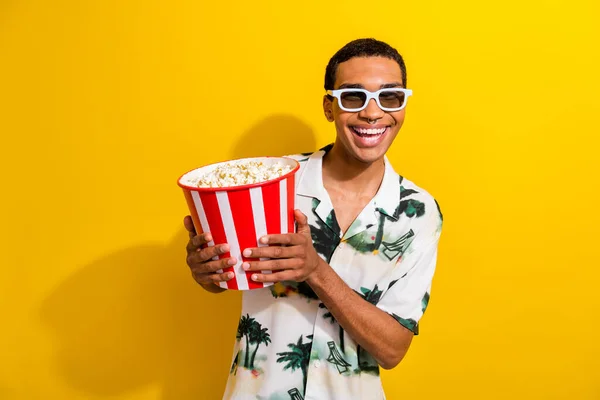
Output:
[184, 38, 443, 400]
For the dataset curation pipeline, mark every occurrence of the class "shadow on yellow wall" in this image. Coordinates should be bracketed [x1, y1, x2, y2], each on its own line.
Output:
[39, 115, 317, 399]
[231, 114, 319, 158]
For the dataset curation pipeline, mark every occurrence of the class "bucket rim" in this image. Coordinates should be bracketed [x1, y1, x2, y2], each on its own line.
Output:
[177, 156, 300, 192]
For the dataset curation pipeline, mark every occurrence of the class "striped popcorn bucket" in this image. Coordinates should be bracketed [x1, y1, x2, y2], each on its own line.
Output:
[177, 157, 300, 290]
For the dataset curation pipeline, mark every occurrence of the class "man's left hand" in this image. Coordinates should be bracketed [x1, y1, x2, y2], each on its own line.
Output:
[242, 209, 323, 283]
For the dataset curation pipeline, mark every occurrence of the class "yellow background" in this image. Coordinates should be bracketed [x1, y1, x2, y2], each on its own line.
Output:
[1, 0, 599, 399]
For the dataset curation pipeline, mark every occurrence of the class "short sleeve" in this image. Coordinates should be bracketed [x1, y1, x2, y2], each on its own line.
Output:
[376, 206, 442, 335]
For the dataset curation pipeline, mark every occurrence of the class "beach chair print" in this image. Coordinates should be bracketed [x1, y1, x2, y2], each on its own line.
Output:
[326, 341, 352, 374]
[288, 388, 304, 400]
[381, 229, 415, 260]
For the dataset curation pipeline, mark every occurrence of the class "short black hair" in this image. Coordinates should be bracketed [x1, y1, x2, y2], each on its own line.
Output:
[324, 38, 407, 90]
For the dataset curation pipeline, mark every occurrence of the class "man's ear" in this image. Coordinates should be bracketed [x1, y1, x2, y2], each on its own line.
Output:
[323, 95, 334, 122]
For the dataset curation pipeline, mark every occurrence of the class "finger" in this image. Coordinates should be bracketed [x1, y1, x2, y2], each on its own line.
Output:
[256, 233, 306, 247]
[189, 253, 236, 272]
[242, 258, 303, 272]
[242, 244, 304, 259]
[294, 209, 310, 235]
[184, 215, 196, 236]
[187, 244, 229, 267]
[248, 270, 301, 283]
[192, 243, 229, 263]
[192, 232, 214, 248]
[193, 270, 235, 285]
[186, 232, 214, 253]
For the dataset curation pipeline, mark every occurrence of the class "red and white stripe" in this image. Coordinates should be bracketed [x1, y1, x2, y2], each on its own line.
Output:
[183, 175, 295, 290]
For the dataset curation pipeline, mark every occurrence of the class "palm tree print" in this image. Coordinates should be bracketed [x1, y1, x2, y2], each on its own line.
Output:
[318, 302, 345, 353]
[356, 285, 383, 304]
[390, 180, 426, 219]
[249, 322, 271, 369]
[400, 184, 419, 199]
[309, 198, 341, 263]
[236, 314, 255, 369]
[354, 285, 383, 375]
[393, 177, 426, 218]
[397, 198, 425, 218]
[276, 335, 313, 394]
[236, 315, 272, 370]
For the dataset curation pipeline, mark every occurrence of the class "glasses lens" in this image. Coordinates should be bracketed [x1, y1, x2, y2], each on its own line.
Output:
[378, 90, 405, 109]
[340, 91, 367, 110]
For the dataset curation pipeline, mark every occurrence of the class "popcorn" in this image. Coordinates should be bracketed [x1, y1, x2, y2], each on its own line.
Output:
[193, 160, 293, 188]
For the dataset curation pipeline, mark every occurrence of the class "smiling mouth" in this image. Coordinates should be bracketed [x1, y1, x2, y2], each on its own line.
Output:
[351, 126, 388, 137]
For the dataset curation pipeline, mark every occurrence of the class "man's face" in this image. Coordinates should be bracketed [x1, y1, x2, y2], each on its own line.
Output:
[323, 56, 406, 164]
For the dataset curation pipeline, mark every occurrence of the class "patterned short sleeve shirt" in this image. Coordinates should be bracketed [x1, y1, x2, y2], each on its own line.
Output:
[223, 145, 443, 400]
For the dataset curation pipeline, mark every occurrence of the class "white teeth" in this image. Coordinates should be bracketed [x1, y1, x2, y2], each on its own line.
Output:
[353, 127, 386, 135]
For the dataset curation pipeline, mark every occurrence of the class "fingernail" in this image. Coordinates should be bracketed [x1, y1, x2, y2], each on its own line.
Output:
[227, 272, 234, 279]
[220, 244, 229, 253]
[228, 258, 236, 266]
[251, 274, 259, 281]
[204, 233, 212, 242]
[242, 262, 250, 270]
[260, 237, 269, 244]
[243, 249, 252, 257]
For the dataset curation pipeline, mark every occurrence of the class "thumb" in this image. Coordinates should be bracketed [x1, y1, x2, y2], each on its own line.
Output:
[294, 209, 310, 235]
[184, 215, 196, 235]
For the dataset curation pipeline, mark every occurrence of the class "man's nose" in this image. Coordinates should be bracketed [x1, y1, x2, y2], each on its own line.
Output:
[359, 98, 385, 120]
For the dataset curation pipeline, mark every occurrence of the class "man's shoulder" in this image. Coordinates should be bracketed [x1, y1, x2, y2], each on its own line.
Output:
[397, 175, 436, 201]
[395, 174, 443, 224]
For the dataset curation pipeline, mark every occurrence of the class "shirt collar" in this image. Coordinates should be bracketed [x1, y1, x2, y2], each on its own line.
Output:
[296, 145, 402, 221]
[373, 157, 401, 221]
[296, 148, 328, 200]
[296, 148, 335, 231]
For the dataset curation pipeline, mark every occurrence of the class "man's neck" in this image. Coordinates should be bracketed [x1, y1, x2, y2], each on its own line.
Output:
[321, 143, 385, 196]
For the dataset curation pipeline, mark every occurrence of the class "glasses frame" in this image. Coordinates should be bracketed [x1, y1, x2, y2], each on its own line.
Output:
[326, 88, 413, 112]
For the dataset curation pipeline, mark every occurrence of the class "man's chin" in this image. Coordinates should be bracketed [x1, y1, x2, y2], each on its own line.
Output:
[348, 146, 388, 165]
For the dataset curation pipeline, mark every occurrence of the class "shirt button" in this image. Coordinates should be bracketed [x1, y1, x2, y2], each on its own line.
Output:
[313, 360, 321, 368]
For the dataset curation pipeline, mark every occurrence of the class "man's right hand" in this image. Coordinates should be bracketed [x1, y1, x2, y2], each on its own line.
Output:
[184, 215, 235, 292]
